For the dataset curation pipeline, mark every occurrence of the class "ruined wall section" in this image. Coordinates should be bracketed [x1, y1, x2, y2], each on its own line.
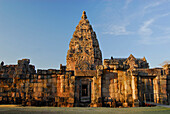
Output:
[0, 59, 36, 104]
[103, 54, 149, 71]
[12, 59, 36, 104]
[29, 69, 58, 106]
[31, 67, 74, 107]
[101, 54, 150, 107]
[162, 64, 170, 104]
[132, 67, 169, 105]
[103, 70, 136, 107]
[0, 64, 14, 103]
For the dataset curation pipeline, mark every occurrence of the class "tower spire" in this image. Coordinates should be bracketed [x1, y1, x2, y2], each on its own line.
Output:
[66, 11, 102, 71]
[81, 11, 87, 20]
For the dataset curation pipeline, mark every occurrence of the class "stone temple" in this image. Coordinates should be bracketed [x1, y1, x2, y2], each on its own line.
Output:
[0, 11, 170, 107]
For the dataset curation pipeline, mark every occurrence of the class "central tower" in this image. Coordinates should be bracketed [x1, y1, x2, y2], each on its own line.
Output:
[66, 11, 102, 71]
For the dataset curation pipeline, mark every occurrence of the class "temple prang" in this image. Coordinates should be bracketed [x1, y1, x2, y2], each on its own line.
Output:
[0, 11, 170, 107]
[66, 11, 102, 71]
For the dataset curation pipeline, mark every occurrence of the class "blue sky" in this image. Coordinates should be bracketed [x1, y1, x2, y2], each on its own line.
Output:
[0, 0, 170, 69]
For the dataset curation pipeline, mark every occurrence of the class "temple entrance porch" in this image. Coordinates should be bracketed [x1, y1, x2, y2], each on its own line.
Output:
[138, 76, 155, 105]
[74, 76, 92, 107]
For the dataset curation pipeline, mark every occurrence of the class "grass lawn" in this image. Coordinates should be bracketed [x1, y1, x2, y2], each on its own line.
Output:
[0, 105, 170, 114]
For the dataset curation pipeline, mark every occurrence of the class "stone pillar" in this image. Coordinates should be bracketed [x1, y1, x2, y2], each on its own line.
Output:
[97, 75, 102, 106]
[98, 76, 102, 98]
[153, 77, 159, 103]
[132, 76, 139, 107]
[65, 75, 68, 93]
[163, 64, 170, 104]
[94, 65, 103, 107]
[132, 76, 136, 100]
[60, 75, 64, 94]
[123, 72, 128, 107]
[68, 76, 75, 107]
[93, 76, 97, 106]
[90, 77, 94, 104]
[167, 75, 170, 105]
[137, 75, 143, 104]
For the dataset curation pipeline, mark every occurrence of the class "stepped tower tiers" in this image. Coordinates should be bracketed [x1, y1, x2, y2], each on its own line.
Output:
[66, 11, 102, 71]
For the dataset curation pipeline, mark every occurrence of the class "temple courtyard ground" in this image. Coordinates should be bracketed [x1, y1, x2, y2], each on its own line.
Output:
[0, 105, 170, 114]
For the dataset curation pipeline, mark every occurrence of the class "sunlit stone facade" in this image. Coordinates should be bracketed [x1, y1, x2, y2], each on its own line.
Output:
[0, 11, 170, 107]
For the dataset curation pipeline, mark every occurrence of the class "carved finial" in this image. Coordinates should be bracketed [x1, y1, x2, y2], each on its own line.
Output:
[142, 56, 147, 62]
[1, 61, 4, 66]
[81, 11, 87, 20]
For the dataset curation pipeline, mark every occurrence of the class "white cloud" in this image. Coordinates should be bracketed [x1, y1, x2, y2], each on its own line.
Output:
[143, 0, 170, 14]
[140, 35, 170, 45]
[144, 1, 163, 11]
[138, 13, 170, 44]
[139, 19, 154, 36]
[103, 24, 133, 36]
[98, 0, 170, 43]
[144, 0, 170, 10]
[139, 13, 170, 35]
[124, 0, 133, 9]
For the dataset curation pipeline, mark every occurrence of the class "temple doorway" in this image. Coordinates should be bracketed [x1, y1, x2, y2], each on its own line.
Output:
[75, 77, 92, 107]
[79, 79, 91, 103]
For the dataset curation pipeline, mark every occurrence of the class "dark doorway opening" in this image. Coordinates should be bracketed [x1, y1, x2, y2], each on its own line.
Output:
[82, 84, 88, 96]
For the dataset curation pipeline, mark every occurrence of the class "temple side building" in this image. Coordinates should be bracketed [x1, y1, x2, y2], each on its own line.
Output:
[0, 11, 170, 107]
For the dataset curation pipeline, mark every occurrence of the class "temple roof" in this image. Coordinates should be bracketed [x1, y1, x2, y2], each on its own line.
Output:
[66, 11, 102, 71]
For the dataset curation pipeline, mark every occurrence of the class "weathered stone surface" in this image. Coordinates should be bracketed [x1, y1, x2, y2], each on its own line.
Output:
[0, 11, 170, 107]
[66, 11, 102, 71]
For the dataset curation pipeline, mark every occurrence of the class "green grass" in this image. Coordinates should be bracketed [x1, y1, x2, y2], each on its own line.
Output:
[0, 106, 170, 114]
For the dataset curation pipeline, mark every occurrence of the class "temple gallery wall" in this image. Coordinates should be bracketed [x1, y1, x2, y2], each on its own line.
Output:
[0, 11, 170, 107]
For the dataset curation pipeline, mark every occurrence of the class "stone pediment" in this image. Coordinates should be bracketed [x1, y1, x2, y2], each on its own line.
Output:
[126, 54, 136, 62]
